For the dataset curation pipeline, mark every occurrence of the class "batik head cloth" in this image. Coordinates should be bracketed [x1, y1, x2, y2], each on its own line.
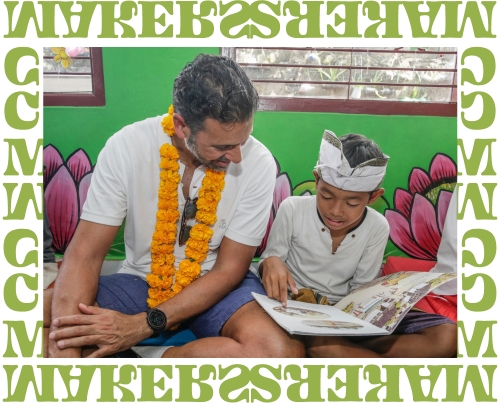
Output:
[315, 130, 389, 192]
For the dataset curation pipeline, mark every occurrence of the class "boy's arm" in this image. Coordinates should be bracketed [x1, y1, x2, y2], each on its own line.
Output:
[260, 257, 297, 306]
[349, 220, 390, 292]
[259, 199, 297, 306]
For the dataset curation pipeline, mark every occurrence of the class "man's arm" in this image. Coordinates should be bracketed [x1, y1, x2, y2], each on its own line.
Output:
[49, 236, 256, 357]
[160, 236, 257, 326]
[48, 220, 120, 357]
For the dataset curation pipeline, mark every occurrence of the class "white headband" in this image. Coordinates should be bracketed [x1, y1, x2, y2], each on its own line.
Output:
[315, 130, 389, 192]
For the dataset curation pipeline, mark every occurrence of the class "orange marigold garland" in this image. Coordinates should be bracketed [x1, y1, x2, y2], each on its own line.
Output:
[160, 104, 176, 136]
[147, 105, 226, 308]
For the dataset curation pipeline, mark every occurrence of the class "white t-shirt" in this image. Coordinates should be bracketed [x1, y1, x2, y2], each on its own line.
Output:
[260, 196, 390, 304]
[81, 115, 276, 279]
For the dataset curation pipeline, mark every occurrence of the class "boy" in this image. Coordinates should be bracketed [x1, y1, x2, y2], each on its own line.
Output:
[259, 130, 457, 358]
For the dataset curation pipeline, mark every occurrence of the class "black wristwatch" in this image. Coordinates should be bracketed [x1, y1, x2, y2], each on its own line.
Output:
[146, 308, 167, 337]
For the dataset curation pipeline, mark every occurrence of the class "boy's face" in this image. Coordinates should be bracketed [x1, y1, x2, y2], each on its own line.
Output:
[314, 171, 384, 233]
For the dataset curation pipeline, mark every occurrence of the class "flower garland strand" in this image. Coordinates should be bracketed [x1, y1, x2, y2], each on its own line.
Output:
[147, 106, 226, 308]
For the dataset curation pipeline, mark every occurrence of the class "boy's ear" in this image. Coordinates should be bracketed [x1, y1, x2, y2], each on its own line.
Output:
[368, 188, 385, 205]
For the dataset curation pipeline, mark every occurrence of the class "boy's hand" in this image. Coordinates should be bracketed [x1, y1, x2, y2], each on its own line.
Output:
[260, 256, 298, 307]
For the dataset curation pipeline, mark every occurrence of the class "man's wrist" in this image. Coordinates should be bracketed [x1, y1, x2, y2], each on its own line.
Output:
[138, 312, 155, 338]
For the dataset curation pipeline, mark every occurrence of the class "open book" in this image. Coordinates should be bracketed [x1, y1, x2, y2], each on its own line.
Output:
[252, 271, 456, 336]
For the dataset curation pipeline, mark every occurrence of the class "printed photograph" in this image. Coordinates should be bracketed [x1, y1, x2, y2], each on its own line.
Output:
[302, 320, 364, 330]
[42, 47, 458, 359]
[273, 306, 331, 319]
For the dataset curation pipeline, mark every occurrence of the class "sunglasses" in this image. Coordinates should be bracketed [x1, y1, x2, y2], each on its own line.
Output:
[179, 197, 198, 246]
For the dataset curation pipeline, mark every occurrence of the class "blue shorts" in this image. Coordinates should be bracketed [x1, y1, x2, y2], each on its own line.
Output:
[96, 271, 266, 338]
[392, 310, 456, 334]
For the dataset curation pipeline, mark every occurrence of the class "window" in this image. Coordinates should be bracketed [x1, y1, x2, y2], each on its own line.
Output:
[43, 47, 105, 106]
[223, 47, 457, 116]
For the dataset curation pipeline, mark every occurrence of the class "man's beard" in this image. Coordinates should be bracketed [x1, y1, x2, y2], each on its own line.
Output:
[185, 134, 230, 172]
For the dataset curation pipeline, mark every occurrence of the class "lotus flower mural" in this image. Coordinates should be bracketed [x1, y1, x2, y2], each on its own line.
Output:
[385, 153, 457, 260]
[44, 145, 93, 254]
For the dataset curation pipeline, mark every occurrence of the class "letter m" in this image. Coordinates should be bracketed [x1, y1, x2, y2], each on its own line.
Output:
[4, 139, 43, 176]
[3, 321, 43, 357]
[458, 139, 496, 176]
[457, 321, 497, 358]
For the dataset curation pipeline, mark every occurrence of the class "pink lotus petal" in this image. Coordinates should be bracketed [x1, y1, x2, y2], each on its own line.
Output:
[386, 210, 434, 259]
[67, 149, 92, 183]
[44, 145, 64, 184]
[394, 188, 413, 218]
[410, 194, 441, 259]
[45, 166, 79, 254]
[273, 173, 292, 213]
[408, 168, 432, 194]
[429, 154, 457, 183]
[78, 171, 93, 216]
[437, 190, 453, 233]
[65, 47, 85, 57]
[256, 208, 274, 257]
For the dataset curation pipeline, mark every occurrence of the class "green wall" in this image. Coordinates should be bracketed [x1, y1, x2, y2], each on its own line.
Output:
[44, 47, 456, 203]
[44, 47, 457, 260]
[252, 112, 456, 205]
[44, 47, 220, 160]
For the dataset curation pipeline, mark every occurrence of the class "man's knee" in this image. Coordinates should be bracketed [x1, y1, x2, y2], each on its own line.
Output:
[247, 335, 305, 358]
[224, 305, 305, 357]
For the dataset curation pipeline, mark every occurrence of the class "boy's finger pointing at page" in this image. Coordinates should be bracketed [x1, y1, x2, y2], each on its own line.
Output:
[279, 277, 289, 307]
[287, 272, 298, 296]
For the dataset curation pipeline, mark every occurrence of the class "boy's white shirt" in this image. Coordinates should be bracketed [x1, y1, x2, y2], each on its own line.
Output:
[81, 115, 276, 279]
[260, 196, 390, 304]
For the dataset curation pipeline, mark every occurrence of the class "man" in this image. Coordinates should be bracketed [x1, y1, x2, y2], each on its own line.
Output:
[44, 54, 305, 358]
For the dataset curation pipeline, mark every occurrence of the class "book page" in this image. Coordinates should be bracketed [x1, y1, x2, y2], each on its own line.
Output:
[333, 271, 457, 333]
[252, 293, 389, 336]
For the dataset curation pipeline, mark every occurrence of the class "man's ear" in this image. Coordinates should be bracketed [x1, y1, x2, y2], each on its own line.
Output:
[313, 170, 320, 185]
[368, 188, 385, 205]
[173, 113, 188, 139]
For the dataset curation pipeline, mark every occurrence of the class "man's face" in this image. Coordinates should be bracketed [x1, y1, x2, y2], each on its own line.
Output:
[185, 118, 253, 172]
[315, 176, 381, 233]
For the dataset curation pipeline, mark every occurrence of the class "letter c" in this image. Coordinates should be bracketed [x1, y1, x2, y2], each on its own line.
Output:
[4, 91, 39, 130]
[4, 273, 39, 312]
[462, 273, 496, 312]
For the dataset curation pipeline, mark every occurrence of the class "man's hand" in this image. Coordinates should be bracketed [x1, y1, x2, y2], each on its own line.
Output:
[260, 256, 298, 307]
[49, 304, 153, 358]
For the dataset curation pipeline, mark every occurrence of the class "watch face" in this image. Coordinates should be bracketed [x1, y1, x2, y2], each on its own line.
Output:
[149, 309, 167, 330]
